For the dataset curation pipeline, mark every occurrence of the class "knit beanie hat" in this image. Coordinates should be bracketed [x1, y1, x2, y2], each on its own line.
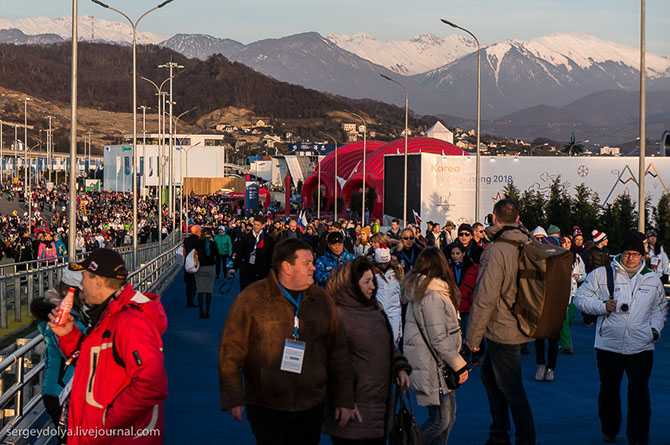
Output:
[592, 230, 607, 244]
[573, 226, 583, 238]
[532, 226, 548, 238]
[547, 225, 561, 236]
[620, 232, 645, 255]
[374, 244, 392, 264]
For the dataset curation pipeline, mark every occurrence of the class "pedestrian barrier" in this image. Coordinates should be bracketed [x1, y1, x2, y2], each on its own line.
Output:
[0, 232, 181, 330]
[0, 236, 183, 444]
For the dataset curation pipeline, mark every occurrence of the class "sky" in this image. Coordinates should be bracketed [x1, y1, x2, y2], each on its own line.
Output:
[1, 0, 668, 55]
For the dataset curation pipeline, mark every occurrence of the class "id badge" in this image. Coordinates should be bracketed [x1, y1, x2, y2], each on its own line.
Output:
[249, 252, 256, 265]
[280, 339, 306, 374]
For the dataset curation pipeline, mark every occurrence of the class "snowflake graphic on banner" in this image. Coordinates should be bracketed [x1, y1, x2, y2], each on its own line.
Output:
[577, 165, 590, 177]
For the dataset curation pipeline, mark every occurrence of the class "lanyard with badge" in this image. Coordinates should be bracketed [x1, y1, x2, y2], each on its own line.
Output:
[249, 230, 264, 265]
[279, 284, 306, 374]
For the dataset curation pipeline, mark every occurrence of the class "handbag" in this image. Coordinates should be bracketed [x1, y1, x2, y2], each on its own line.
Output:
[389, 386, 425, 445]
[185, 248, 200, 273]
[414, 305, 466, 391]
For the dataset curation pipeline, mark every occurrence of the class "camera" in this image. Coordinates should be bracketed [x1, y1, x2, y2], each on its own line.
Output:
[620, 303, 629, 313]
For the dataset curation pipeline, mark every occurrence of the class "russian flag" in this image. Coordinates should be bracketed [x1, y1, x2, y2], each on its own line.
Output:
[412, 209, 421, 225]
[298, 210, 308, 231]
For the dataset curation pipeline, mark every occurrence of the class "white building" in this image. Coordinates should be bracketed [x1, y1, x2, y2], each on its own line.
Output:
[424, 121, 454, 144]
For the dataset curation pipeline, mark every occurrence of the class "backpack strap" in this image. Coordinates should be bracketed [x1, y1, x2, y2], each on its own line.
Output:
[605, 265, 615, 299]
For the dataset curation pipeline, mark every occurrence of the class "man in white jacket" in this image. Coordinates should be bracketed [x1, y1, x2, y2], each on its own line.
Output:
[574, 232, 667, 445]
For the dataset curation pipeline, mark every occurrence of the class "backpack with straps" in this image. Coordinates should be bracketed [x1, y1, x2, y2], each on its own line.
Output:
[491, 226, 574, 339]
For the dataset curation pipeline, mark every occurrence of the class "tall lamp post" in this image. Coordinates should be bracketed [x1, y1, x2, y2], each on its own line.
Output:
[171, 106, 197, 233]
[320, 133, 338, 220]
[180, 141, 200, 234]
[380, 74, 409, 227]
[68, 1, 78, 260]
[638, 0, 646, 232]
[138, 105, 150, 191]
[350, 112, 368, 224]
[23, 97, 32, 224]
[441, 19, 481, 222]
[159, 61, 183, 229]
[91, 0, 174, 269]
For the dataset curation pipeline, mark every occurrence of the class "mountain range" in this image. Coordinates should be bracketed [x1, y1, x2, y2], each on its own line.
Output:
[1, 16, 669, 144]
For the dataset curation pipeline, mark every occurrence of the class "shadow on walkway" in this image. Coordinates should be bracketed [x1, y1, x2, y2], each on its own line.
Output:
[163, 269, 670, 444]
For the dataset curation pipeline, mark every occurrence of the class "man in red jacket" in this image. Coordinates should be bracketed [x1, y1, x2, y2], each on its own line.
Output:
[49, 249, 167, 444]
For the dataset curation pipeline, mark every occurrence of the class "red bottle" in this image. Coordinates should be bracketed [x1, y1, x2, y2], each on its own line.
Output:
[54, 287, 75, 327]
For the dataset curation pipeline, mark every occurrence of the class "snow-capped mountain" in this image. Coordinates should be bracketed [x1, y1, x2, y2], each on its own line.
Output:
[159, 34, 244, 61]
[0, 16, 168, 44]
[326, 32, 477, 75]
[0, 29, 63, 45]
[416, 32, 670, 119]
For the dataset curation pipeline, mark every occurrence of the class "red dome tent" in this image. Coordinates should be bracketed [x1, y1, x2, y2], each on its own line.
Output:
[301, 141, 385, 212]
[341, 137, 467, 220]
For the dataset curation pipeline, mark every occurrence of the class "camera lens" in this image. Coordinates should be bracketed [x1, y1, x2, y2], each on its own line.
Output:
[620, 304, 629, 312]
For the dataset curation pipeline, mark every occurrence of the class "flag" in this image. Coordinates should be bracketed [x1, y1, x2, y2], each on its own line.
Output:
[298, 210, 308, 231]
[412, 209, 422, 225]
[124, 156, 131, 175]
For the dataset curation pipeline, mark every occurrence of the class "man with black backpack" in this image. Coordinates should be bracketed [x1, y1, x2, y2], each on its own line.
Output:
[465, 199, 536, 445]
[574, 232, 667, 445]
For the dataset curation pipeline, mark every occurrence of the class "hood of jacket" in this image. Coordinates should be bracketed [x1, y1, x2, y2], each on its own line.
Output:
[103, 283, 168, 335]
[327, 262, 377, 310]
[485, 223, 531, 244]
[404, 274, 450, 304]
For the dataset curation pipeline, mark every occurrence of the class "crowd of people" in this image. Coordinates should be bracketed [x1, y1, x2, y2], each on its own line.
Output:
[0, 183, 175, 266]
[21, 183, 668, 444]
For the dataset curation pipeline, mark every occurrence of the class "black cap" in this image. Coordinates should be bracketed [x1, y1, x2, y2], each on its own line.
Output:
[620, 232, 645, 255]
[71, 248, 128, 279]
[458, 223, 474, 235]
[326, 231, 344, 245]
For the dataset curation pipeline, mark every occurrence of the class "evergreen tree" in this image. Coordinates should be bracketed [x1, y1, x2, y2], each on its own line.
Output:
[519, 189, 546, 230]
[545, 176, 572, 233]
[599, 192, 637, 251]
[502, 181, 521, 205]
[653, 193, 670, 252]
[571, 183, 601, 238]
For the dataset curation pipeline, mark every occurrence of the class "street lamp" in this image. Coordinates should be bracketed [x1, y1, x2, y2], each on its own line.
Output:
[441, 19, 481, 222]
[638, 0, 646, 232]
[138, 105, 150, 191]
[91, 0, 174, 268]
[380, 73, 409, 227]
[23, 97, 32, 224]
[320, 132, 338, 219]
[159, 61, 184, 229]
[350, 112, 368, 224]
[181, 141, 201, 234]
[172, 106, 197, 233]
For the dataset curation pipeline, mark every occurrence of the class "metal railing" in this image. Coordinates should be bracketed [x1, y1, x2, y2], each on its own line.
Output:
[0, 232, 181, 330]
[0, 235, 183, 443]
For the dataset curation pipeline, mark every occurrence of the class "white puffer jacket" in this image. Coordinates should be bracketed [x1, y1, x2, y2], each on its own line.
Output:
[375, 268, 402, 346]
[649, 246, 669, 278]
[403, 277, 466, 406]
[570, 253, 586, 299]
[574, 257, 667, 355]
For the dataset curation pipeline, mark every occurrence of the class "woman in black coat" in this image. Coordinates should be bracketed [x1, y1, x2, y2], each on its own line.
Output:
[324, 257, 411, 444]
[195, 227, 218, 319]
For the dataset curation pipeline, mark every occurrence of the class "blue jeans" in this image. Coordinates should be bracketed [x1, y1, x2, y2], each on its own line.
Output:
[422, 391, 456, 445]
[480, 340, 536, 445]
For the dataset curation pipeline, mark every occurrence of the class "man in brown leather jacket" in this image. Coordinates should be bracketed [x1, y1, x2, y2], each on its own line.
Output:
[219, 238, 356, 445]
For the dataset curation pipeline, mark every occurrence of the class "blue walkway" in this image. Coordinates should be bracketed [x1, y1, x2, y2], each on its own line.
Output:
[162, 270, 670, 444]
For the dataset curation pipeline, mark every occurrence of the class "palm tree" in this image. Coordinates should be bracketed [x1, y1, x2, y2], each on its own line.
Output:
[562, 133, 584, 156]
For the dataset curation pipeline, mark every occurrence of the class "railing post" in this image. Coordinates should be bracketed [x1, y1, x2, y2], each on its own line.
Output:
[16, 355, 24, 418]
[14, 276, 21, 323]
[0, 281, 7, 330]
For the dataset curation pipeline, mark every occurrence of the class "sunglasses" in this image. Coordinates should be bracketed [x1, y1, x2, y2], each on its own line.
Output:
[458, 232, 472, 237]
[402, 236, 415, 240]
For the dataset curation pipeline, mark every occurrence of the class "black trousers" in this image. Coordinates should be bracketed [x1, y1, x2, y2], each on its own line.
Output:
[216, 254, 229, 278]
[185, 272, 197, 306]
[596, 348, 653, 444]
[246, 401, 325, 445]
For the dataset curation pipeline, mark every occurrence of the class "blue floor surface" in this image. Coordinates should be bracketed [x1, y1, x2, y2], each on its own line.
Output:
[162, 270, 670, 444]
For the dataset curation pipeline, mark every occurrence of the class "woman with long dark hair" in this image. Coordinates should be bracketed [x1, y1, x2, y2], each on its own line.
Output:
[324, 256, 411, 445]
[403, 247, 469, 445]
[195, 227, 218, 318]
